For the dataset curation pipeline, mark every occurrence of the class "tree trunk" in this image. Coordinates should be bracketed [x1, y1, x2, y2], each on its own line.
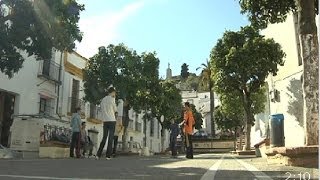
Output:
[209, 81, 215, 136]
[122, 103, 129, 151]
[143, 117, 147, 147]
[233, 127, 237, 151]
[242, 90, 254, 150]
[297, 0, 319, 146]
[239, 129, 243, 151]
[160, 126, 165, 152]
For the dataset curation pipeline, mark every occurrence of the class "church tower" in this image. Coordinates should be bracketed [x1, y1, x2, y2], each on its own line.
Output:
[166, 63, 172, 80]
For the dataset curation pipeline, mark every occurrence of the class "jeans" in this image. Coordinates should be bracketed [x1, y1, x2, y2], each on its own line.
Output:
[70, 132, 81, 158]
[185, 134, 193, 159]
[97, 121, 116, 158]
[170, 136, 177, 156]
[113, 135, 118, 155]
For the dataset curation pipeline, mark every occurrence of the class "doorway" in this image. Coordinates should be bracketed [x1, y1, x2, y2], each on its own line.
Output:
[0, 91, 15, 147]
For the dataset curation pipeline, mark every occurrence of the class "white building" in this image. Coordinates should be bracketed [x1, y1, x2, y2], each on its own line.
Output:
[0, 49, 168, 155]
[251, 13, 319, 147]
[181, 90, 220, 135]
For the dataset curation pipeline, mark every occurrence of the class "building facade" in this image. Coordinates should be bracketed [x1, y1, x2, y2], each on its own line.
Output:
[251, 13, 319, 147]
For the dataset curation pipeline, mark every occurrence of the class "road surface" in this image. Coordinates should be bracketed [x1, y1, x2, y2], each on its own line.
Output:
[0, 153, 318, 180]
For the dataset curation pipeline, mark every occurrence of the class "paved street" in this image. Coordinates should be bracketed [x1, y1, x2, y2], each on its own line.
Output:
[0, 153, 318, 180]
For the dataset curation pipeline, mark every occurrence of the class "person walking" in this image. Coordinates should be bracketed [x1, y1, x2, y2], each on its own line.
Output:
[96, 87, 118, 160]
[169, 119, 179, 158]
[179, 102, 195, 159]
[70, 107, 82, 158]
[112, 112, 123, 157]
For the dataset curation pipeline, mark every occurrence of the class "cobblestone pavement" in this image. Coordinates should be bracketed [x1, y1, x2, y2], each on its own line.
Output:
[0, 153, 318, 180]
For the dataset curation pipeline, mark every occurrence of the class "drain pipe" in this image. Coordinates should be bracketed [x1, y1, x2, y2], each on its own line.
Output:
[56, 51, 63, 117]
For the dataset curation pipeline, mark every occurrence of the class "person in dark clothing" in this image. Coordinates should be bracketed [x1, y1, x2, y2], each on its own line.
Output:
[169, 119, 179, 158]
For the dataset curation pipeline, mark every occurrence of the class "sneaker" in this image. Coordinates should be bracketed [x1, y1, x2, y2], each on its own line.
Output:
[95, 156, 100, 160]
[106, 157, 111, 160]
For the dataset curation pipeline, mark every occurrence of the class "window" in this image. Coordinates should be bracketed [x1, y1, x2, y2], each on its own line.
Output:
[39, 97, 53, 116]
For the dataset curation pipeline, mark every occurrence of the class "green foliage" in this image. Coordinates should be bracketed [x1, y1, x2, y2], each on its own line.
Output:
[216, 86, 267, 131]
[211, 26, 285, 96]
[185, 74, 200, 91]
[0, 0, 84, 77]
[153, 80, 182, 129]
[197, 59, 212, 91]
[210, 26, 283, 148]
[180, 63, 189, 79]
[239, 0, 318, 29]
[214, 105, 241, 132]
[190, 104, 203, 130]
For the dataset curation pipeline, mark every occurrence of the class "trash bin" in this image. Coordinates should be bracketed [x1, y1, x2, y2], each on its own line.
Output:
[269, 114, 285, 147]
[88, 128, 99, 150]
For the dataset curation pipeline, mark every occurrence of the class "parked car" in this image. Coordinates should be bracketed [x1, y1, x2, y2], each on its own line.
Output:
[193, 129, 208, 139]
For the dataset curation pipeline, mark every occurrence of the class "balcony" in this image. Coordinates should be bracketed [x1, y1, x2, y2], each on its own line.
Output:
[38, 60, 61, 84]
[67, 97, 86, 118]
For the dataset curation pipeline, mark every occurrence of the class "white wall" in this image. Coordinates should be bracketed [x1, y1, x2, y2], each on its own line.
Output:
[250, 13, 319, 147]
[0, 51, 61, 116]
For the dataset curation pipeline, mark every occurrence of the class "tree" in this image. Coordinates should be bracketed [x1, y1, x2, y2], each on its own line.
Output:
[84, 44, 145, 151]
[190, 104, 203, 130]
[185, 74, 199, 91]
[83, 46, 118, 104]
[210, 26, 285, 150]
[216, 87, 267, 132]
[239, 0, 319, 145]
[136, 51, 161, 147]
[0, 0, 84, 78]
[181, 63, 189, 79]
[197, 59, 215, 136]
[216, 87, 267, 150]
[151, 80, 182, 151]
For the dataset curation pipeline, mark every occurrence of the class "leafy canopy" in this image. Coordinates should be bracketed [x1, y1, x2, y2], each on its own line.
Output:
[239, 0, 318, 29]
[181, 63, 190, 79]
[0, 0, 84, 77]
[210, 26, 285, 95]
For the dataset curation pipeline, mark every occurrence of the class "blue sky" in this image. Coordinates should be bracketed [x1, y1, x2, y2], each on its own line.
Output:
[76, 0, 249, 78]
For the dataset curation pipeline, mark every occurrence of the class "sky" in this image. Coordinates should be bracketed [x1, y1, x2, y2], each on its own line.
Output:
[76, 0, 250, 78]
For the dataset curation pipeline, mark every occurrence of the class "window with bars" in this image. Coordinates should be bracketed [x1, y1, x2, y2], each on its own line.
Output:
[39, 97, 54, 116]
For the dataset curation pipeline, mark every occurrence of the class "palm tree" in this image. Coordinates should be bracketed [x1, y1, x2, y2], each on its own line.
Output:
[197, 59, 215, 136]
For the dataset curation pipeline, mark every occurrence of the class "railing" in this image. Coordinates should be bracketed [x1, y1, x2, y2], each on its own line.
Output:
[38, 60, 61, 83]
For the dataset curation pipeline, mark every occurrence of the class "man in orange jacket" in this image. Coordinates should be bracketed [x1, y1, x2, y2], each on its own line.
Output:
[179, 102, 195, 159]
